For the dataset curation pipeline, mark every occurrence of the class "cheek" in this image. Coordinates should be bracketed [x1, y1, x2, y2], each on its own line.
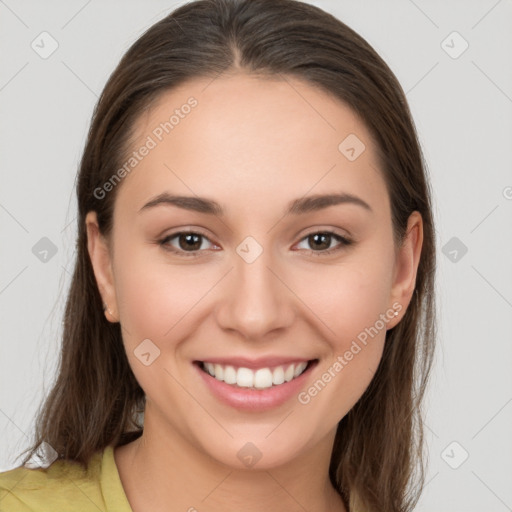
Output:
[295, 246, 395, 346]
[293, 270, 392, 424]
[112, 247, 214, 400]
[113, 242, 216, 347]
[291, 243, 394, 408]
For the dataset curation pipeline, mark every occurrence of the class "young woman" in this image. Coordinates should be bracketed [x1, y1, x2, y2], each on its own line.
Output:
[0, 0, 436, 511]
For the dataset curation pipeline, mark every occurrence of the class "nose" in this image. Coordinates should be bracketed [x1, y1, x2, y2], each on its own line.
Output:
[214, 246, 296, 341]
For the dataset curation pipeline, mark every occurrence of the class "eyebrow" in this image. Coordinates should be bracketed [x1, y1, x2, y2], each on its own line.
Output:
[139, 191, 373, 216]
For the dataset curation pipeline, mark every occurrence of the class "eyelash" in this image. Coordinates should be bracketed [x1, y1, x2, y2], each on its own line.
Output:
[158, 230, 353, 258]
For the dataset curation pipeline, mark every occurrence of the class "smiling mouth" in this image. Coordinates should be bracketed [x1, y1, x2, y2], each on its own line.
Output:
[195, 360, 318, 390]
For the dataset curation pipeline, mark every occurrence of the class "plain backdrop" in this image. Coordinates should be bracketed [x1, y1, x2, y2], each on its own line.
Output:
[1, 1, 511, 511]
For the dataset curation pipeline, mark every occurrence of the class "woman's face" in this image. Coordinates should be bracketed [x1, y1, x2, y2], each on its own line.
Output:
[87, 73, 422, 469]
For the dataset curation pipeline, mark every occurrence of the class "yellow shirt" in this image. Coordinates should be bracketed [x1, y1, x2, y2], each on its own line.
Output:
[0, 445, 133, 512]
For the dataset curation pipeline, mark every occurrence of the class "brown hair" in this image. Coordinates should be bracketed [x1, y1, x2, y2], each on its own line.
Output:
[19, 1, 436, 510]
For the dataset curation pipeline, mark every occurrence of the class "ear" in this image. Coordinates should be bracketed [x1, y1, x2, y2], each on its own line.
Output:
[386, 211, 423, 329]
[85, 211, 118, 323]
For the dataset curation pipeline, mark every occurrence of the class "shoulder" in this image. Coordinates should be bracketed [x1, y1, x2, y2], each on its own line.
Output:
[0, 448, 108, 512]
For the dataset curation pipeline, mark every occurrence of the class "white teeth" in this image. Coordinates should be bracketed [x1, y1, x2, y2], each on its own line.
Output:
[201, 361, 310, 389]
[223, 365, 237, 385]
[284, 364, 295, 382]
[214, 364, 224, 381]
[272, 366, 285, 385]
[294, 362, 308, 377]
[236, 367, 254, 388]
[254, 368, 273, 389]
[205, 362, 215, 376]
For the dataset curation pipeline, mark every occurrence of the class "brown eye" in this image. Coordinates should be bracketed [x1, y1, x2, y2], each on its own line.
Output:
[296, 231, 352, 255]
[177, 233, 202, 251]
[308, 233, 332, 251]
[159, 231, 215, 256]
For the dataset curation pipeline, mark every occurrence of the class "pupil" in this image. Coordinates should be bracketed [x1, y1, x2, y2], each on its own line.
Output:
[310, 233, 330, 250]
[180, 233, 201, 251]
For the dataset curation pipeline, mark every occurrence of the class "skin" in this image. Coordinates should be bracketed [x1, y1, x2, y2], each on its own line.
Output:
[86, 72, 423, 512]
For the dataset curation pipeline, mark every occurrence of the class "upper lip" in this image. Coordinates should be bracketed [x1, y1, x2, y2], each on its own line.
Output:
[195, 356, 315, 369]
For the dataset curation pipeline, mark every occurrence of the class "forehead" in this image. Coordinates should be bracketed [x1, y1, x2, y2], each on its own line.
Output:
[117, 73, 388, 219]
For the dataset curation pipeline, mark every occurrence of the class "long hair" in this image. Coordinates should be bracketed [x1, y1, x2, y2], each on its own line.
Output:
[19, 1, 436, 510]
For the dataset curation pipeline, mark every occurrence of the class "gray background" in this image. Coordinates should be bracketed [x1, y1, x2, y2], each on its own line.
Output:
[1, 1, 511, 510]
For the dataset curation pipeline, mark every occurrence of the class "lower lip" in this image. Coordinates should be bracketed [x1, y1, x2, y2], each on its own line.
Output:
[194, 361, 317, 412]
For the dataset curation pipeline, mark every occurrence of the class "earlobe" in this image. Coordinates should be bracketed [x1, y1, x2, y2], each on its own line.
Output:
[85, 211, 119, 323]
[387, 211, 423, 329]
